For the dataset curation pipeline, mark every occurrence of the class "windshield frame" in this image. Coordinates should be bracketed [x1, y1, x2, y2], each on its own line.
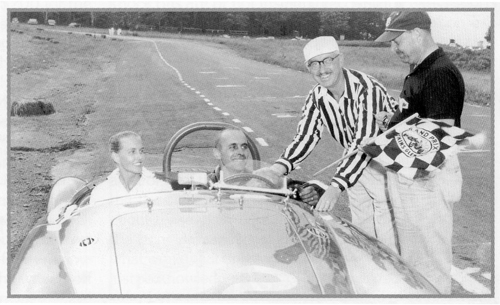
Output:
[212, 172, 293, 197]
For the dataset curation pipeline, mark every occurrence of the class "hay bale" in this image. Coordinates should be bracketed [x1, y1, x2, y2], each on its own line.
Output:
[11, 100, 56, 116]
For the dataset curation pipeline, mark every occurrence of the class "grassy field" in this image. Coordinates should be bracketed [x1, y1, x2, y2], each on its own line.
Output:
[213, 37, 492, 107]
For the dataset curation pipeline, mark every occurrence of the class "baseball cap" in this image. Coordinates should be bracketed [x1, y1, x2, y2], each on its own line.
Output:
[303, 36, 339, 63]
[375, 11, 432, 42]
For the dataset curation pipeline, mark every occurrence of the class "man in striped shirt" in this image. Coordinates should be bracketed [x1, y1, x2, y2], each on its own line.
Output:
[255, 36, 399, 253]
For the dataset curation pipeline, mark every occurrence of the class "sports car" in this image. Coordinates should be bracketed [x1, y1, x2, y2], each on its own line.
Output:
[9, 122, 439, 295]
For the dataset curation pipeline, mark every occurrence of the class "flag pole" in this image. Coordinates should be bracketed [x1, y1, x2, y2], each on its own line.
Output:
[312, 113, 419, 177]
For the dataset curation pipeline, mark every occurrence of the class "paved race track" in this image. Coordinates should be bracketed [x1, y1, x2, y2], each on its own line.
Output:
[53, 31, 494, 295]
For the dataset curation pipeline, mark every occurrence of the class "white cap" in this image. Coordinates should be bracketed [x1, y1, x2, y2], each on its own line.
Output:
[303, 36, 339, 63]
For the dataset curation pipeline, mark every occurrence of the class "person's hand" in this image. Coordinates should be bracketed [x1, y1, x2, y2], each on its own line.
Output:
[314, 185, 342, 212]
[375, 111, 393, 132]
[253, 164, 285, 185]
[298, 185, 320, 206]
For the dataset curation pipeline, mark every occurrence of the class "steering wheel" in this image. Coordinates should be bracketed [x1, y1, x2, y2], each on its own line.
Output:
[162, 122, 261, 182]
[224, 173, 276, 189]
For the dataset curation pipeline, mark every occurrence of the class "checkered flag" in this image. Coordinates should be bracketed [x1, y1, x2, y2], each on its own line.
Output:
[360, 114, 474, 179]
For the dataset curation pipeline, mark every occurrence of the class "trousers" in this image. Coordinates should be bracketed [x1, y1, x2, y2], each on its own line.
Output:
[346, 161, 399, 253]
[387, 153, 462, 294]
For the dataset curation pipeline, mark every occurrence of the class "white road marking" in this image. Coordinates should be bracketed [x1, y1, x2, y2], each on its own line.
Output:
[216, 85, 246, 88]
[216, 77, 229, 80]
[222, 112, 230, 116]
[200, 71, 217, 74]
[254, 77, 270, 80]
[195, 91, 200, 94]
[481, 273, 491, 280]
[151, 41, 184, 81]
[204, 98, 210, 102]
[242, 127, 253, 133]
[255, 138, 268, 146]
[213, 107, 221, 111]
[200, 95, 205, 98]
[207, 103, 213, 106]
[190, 88, 196, 91]
[468, 114, 490, 117]
[273, 113, 296, 118]
[233, 119, 241, 123]
[451, 266, 491, 294]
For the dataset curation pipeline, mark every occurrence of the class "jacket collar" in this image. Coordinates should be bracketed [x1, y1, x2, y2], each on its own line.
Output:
[411, 47, 444, 74]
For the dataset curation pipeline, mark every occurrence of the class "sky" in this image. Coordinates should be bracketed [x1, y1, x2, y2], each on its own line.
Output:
[428, 11, 492, 47]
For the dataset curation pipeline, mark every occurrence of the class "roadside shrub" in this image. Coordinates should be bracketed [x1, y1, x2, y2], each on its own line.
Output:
[465, 88, 491, 107]
[82, 104, 96, 115]
[11, 140, 84, 152]
[338, 40, 389, 48]
[443, 47, 491, 72]
[11, 100, 55, 116]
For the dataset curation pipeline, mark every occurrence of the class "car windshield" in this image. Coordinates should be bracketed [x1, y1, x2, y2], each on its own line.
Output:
[174, 160, 289, 196]
[212, 160, 287, 190]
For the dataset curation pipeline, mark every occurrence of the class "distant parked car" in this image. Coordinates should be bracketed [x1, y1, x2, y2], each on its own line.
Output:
[68, 22, 81, 28]
[27, 19, 38, 25]
[48, 19, 56, 26]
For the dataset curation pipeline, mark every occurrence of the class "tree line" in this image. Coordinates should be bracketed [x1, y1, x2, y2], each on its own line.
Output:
[10, 11, 389, 40]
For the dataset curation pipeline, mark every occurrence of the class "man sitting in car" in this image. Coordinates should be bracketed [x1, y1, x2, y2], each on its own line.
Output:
[89, 131, 172, 204]
[209, 128, 325, 206]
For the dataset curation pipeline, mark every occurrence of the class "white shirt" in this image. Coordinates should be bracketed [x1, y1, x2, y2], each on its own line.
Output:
[89, 167, 172, 204]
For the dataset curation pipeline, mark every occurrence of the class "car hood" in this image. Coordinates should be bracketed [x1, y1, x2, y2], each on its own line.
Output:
[18, 190, 436, 295]
[111, 200, 347, 294]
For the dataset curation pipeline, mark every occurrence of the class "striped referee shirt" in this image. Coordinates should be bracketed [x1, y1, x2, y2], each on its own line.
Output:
[276, 68, 397, 191]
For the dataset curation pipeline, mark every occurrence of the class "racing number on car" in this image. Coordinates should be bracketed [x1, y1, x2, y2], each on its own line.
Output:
[222, 265, 298, 293]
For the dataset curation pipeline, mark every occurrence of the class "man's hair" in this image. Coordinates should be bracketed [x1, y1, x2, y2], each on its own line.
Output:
[214, 128, 246, 150]
[109, 131, 141, 153]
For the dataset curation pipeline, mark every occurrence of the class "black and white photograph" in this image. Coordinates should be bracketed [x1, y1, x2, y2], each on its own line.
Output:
[2, 1, 496, 301]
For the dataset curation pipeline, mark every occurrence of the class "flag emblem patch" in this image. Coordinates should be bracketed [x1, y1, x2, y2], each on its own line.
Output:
[396, 127, 440, 157]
